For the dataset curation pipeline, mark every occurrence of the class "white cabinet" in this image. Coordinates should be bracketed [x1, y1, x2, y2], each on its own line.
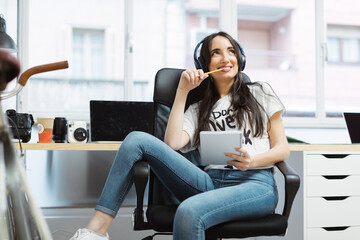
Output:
[257, 150, 360, 240]
[304, 152, 360, 240]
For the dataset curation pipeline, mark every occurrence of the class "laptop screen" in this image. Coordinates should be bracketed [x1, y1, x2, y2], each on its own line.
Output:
[343, 112, 360, 144]
[90, 100, 154, 142]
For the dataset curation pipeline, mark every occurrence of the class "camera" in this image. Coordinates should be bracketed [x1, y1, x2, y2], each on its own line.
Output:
[67, 121, 88, 143]
[6, 109, 34, 143]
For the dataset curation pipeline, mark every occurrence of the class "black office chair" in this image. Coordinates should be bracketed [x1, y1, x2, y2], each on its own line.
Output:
[132, 68, 300, 240]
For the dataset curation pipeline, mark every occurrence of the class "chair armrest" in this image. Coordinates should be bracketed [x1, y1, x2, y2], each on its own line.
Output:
[275, 161, 300, 221]
[133, 160, 151, 230]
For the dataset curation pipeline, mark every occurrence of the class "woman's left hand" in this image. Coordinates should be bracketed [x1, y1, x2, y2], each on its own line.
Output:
[225, 148, 252, 171]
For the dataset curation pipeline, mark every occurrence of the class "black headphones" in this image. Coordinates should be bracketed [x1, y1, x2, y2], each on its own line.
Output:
[193, 38, 246, 71]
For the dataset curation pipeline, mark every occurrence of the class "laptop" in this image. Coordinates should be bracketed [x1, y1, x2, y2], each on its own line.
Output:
[199, 131, 243, 166]
[90, 100, 154, 142]
[343, 112, 360, 143]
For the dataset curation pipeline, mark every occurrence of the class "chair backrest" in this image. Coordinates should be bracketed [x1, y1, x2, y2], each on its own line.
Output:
[150, 68, 200, 205]
[149, 68, 250, 206]
[152, 68, 202, 144]
[153, 68, 204, 109]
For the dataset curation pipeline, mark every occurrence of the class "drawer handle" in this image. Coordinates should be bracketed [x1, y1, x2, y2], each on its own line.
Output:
[323, 196, 349, 201]
[322, 154, 349, 159]
[322, 175, 349, 180]
[323, 226, 349, 231]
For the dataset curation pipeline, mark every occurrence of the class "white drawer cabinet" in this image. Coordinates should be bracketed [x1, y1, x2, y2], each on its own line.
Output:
[304, 152, 360, 240]
[256, 149, 360, 240]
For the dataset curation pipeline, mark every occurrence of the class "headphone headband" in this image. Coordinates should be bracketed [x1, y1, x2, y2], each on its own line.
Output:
[193, 37, 246, 71]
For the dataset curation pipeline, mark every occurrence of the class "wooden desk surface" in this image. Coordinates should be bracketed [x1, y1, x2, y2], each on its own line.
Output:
[15, 143, 121, 151]
[14, 142, 360, 151]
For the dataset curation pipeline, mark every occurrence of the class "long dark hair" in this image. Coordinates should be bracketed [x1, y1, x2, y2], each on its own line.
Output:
[193, 31, 269, 147]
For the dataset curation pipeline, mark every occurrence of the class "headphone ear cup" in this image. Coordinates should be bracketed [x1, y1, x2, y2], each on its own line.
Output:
[236, 42, 246, 71]
[196, 56, 206, 70]
[240, 54, 246, 71]
[194, 40, 205, 70]
[194, 57, 201, 69]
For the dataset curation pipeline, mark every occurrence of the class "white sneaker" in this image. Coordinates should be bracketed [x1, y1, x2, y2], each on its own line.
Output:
[70, 228, 109, 240]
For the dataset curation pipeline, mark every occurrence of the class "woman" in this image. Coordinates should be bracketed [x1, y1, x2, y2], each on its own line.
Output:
[70, 31, 289, 240]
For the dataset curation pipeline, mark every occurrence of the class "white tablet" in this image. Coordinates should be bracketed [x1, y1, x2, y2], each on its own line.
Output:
[199, 131, 243, 166]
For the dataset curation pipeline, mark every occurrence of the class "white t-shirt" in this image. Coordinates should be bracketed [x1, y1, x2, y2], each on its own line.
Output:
[180, 82, 284, 169]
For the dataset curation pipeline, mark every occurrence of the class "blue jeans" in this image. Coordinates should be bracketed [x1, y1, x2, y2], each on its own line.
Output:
[95, 131, 278, 240]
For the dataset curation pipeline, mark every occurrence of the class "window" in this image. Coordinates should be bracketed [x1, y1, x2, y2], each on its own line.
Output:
[324, 6, 360, 117]
[131, 0, 219, 101]
[327, 37, 340, 62]
[236, 1, 316, 118]
[13, 0, 360, 126]
[23, 0, 218, 117]
[327, 36, 360, 64]
[72, 29, 105, 79]
[25, 0, 125, 118]
[343, 38, 360, 63]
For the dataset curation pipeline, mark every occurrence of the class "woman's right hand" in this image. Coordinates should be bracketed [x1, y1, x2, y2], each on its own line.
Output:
[177, 69, 209, 92]
[165, 69, 208, 150]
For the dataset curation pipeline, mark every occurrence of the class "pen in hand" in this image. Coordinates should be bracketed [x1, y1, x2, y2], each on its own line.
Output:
[204, 67, 230, 75]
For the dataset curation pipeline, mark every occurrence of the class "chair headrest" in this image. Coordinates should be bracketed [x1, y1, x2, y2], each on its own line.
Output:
[153, 68, 184, 108]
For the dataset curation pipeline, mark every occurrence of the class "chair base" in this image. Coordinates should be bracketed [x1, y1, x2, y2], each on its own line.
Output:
[141, 232, 172, 240]
[142, 232, 220, 240]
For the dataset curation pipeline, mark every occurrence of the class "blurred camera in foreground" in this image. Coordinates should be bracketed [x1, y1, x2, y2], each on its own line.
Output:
[6, 109, 34, 143]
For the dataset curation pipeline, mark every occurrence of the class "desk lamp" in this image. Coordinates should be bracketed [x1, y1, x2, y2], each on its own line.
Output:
[0, 14, 16, 53]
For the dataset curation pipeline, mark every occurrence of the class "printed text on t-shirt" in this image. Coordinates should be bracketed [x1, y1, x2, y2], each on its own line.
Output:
[209, 108, 236, 131]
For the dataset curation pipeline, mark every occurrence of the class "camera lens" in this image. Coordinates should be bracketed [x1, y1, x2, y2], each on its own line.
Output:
[53, 117, 67, 143]
[6, 109, 16, 116]
[74, 128, 87, 141]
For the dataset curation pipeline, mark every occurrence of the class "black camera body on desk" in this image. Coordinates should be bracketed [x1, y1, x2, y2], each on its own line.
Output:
[6, 109, 34, 143]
